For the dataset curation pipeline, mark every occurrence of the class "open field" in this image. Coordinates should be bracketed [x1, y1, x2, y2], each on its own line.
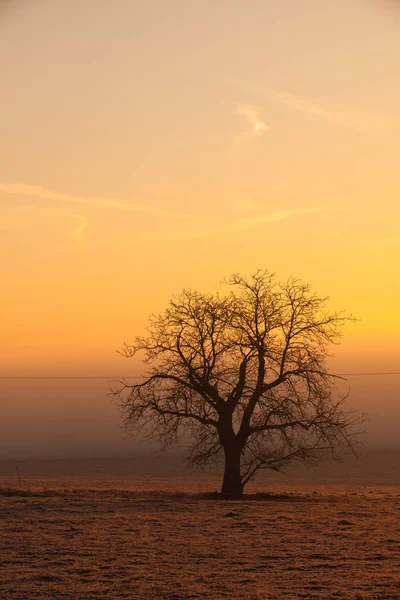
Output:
[1, 454, 399, 600]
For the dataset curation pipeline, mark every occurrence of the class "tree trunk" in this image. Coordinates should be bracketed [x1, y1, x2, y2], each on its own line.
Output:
[221, 444, 243, 498]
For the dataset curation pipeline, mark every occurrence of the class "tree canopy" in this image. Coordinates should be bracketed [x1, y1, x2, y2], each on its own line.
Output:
[114, 271, 364, 496]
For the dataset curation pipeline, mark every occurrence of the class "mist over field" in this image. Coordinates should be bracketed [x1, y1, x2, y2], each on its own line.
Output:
[1, 376, 399, 460]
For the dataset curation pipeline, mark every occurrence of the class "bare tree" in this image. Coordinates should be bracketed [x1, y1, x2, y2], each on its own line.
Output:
[114, 271, 364, 497]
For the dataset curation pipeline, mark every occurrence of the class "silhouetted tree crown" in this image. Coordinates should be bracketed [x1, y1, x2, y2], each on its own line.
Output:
[115, 270, 364, 497]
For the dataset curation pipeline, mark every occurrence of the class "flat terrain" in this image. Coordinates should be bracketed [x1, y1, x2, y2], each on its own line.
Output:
[1, 479, 399, 599]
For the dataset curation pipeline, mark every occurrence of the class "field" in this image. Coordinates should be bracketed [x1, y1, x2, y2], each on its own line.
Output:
[1, 453, 399, 600]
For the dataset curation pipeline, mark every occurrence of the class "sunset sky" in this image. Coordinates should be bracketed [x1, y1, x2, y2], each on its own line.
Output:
[1, 1, 400, 455]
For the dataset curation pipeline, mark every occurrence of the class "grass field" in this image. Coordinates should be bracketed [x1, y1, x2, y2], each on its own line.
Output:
[1, 455, 399, 600]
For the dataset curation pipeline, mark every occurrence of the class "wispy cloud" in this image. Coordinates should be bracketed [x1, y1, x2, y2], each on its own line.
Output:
[156, 206, 332, 241]
[233, 104, 270, 140]
[72, 214, 87, 246]
[264, 88, 392, 132]
[231, 207, 330, 231]
[231, 81, 395, 133]
[0, 183, 332, 244]
[0, 183, 188, 219]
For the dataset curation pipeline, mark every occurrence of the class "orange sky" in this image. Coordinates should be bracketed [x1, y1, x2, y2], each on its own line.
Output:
[1, 0, 400, 378]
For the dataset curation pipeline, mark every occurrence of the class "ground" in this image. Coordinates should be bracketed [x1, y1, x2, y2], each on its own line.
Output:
[1, 482, 399, 600]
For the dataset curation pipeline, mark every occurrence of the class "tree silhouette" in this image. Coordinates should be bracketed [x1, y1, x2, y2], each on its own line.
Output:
[114, 271, 364, 497]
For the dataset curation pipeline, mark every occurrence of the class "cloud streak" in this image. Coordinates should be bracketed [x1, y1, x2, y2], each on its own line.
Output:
[157, 206, 332, 241]
[231, 207, 330, 231]
[0, 183, 188, 219]
[231, 81, 395, 133]
[0, 184, 332, 244]
[264, 88, 392, 132]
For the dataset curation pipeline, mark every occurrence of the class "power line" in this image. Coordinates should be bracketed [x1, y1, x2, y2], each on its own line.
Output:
[1, 373, 400, 380]
[0, 376, 126, 380]
[337, 373, 400, 376]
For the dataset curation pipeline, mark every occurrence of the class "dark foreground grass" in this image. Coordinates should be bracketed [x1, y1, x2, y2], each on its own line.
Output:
[1, 486, 399, 599]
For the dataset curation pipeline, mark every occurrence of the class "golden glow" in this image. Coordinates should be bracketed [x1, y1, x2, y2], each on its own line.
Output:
[1, 0, 400, 377]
